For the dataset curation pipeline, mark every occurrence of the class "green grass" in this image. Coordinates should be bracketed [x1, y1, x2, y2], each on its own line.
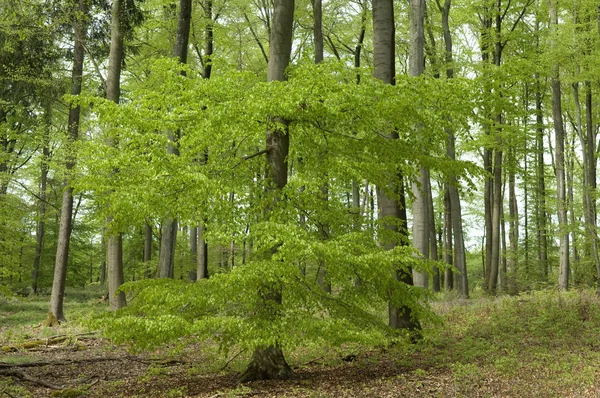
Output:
[0, 285, 108, 344]
[3, 285, 600, 397]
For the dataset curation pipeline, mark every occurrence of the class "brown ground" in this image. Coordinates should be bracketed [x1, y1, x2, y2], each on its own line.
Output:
[2, 335, 600, 398]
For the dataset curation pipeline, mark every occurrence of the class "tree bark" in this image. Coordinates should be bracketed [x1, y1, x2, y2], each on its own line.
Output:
[196, 222, 209, 280]
[372, 0, 420, 332]
[409, 0, 430, 289]
[240, 0, 295, 382]
[535, 76, 548, 280]
[144, 222, 153, 278]
[49, 0, 87, 322]
[549, 0, 569, 290]
[31, 102, 51, 296]
[106, 0, 127, 310]
[159, 0, 192, 279]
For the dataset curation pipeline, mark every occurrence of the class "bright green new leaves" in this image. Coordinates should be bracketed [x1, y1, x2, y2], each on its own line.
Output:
[84, 57, 470, 353]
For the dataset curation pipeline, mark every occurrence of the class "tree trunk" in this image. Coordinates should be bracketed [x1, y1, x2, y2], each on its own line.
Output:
[508, 151, 518, 294]
[159, 0, 192, 279]
[158, 220, 177, 278]
[585, 82, 600, 295]
[535, 76, 548, 280]
[144, 223, 153, 278]
[196, 222, 209, 280]
[49, 0, 87, 322]
[550, 0, 569, 290]
[238, 345, 293, 383]
[409, 0, 430, 289]
[106, 0, 127, 310]
[241, 0, 295, 382]
[31, 103, 51, 296]
[373, 0, 420, 332]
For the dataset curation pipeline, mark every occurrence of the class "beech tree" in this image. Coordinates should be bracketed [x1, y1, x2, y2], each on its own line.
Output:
[49, 0, 88, 322]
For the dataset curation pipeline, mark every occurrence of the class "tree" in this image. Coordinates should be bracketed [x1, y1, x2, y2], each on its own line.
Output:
[106, 0, 127, 310]
[158, 0, 193, 279]
[548, 0, 569, 290]
[238, 0, 296, 383]
[372, 0, 421, 333]
[49, 0, 88, 322]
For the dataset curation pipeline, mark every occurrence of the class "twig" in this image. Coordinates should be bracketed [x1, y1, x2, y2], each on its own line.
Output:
[296, 355, 325, 367]
[220, 349, 246, 371]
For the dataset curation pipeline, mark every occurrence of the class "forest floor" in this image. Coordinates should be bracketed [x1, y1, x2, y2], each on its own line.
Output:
[2, 287, 600, 397]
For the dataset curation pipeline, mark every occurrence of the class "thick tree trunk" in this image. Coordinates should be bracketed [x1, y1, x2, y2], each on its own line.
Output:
[108, 233, 126, 310]
[159, 0, 192, 279]
[49, 0, 87, 322]
[238, 345, 293, 383]
[158, 220, 177, 278]
[373, 0, 420, 332]
[242, 0, 295, 381]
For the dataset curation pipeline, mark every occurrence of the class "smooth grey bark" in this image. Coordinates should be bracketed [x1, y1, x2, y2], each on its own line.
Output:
[201, 0, 213, 79]
[106, 0, 127, 310]
[49, 0, 87, 322]
[508, 150, 518, 294]
[436, 0, 468, 297]
[548, 0, 569, 290]
[31, 102, 51, 296]
[409, 0, 430, 289]
[159, 0, 192, 279]
[574, 81, 600, 290]
[373, 0, 420, 333]
[158, 220, 177, 278]
[585, 83, 600, 294]
[240, 0, 295, 383]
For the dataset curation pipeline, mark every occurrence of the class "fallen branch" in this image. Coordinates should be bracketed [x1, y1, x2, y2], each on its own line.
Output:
[294, 355, 325, 368]
[0, 356, 136, 369]
[1, 331, 100, 352]
[0, 369, 63, 390]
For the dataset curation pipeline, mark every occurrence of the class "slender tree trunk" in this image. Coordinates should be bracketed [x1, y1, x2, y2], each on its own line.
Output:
[49, 0, 87, 322]
[549, 0, 569, 290]
[196, 222, 209, 279]
[436, 0, 467, 297]
[31, 102, 51, 296]
[409, 0, 430, 289]
[508, 150, 518, 295]
[535, 76, 548, 280]
[239, 0, 295, 383]
[443, 187, 454, 291]
[585, 82, 600, 294]
[144, 222, 153, 278]
[106, 0, 127, 310]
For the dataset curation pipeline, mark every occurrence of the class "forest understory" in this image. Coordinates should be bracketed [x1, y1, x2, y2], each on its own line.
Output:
[2, 288, 600, 398]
